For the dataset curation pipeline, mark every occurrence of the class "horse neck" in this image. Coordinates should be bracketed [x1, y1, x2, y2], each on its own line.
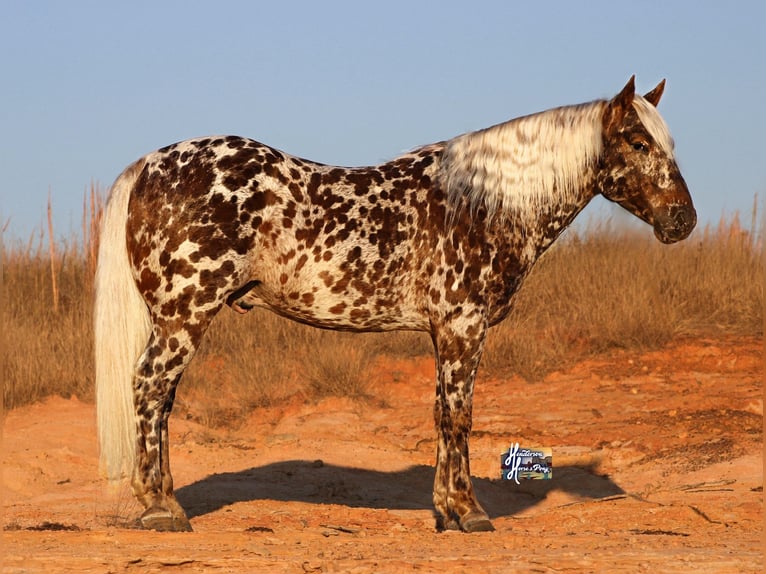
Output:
[439, 100, 609, 263]
[486, 169, 598, 265]
[440, 100, 606, 261]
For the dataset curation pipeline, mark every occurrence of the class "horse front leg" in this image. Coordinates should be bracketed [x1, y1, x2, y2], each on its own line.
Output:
[431, 318, 494, 533]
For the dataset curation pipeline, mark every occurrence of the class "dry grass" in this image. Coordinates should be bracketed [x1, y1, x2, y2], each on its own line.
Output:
[2, 194, 762, 426]
[179, 313, 430, 425]
[482, 213, 763, 379]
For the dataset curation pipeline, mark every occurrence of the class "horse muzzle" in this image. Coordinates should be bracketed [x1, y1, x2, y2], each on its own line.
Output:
[653, 204, 697, 244]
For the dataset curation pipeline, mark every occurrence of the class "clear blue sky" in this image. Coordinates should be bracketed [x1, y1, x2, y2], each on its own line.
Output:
[1, 1, 764, 242]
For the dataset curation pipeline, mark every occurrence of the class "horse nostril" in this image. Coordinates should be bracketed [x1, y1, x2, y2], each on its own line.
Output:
[672, 206, 697, 233]
[654, 205, 696, 243]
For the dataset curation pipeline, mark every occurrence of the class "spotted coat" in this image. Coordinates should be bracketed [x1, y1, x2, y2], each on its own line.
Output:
[95, 77, 696, 533]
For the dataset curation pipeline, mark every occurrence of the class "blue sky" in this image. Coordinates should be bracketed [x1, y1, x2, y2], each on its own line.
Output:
[1, 1, 764, 241]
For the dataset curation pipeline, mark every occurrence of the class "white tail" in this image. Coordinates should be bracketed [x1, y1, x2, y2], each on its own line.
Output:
[95, 159, 151, 480]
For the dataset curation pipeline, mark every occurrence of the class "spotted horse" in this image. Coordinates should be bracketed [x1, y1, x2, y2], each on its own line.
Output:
[95, 76, 696, 533]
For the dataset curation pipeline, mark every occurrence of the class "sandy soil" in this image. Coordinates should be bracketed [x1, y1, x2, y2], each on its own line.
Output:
[2, 336, 763, 573]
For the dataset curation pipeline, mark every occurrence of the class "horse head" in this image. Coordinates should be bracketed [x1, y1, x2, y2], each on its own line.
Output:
[597, 76, 696, 243]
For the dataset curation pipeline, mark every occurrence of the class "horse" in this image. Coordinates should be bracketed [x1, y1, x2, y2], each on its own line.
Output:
[95, 76, 696, 533]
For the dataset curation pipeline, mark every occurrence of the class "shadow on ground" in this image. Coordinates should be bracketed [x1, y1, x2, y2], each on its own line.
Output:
[176, 460, 624, 520]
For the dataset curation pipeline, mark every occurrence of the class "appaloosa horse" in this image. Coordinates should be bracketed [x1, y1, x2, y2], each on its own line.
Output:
[95, 77, 695, 532]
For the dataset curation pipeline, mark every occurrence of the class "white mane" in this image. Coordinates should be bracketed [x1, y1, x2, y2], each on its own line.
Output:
[439, 95, 673, 223]
[633, 94, 675, 155]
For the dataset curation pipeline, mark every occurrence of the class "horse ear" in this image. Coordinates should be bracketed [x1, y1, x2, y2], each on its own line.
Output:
[603, 75, 636, 133]
[643, 79, 666, 107]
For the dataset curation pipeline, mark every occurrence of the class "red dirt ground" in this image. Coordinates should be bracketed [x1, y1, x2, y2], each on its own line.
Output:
[2, 336, 763, 573]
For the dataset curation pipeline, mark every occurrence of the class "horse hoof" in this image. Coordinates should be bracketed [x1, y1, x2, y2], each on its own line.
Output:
[435, 514, 461, 532]
[140, 508, 193, 532]
[461, 512, 495, 533]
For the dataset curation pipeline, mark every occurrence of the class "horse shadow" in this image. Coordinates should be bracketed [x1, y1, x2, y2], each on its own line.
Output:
[176, 459, 624, 521]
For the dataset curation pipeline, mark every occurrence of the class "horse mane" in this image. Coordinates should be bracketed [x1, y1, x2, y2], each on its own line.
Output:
[632, 95, 675, 155]
[438, 95, 673, 223]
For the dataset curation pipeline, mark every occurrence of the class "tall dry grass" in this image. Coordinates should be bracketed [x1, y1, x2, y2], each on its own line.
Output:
[482, 213, 763, 379]
[2, 192, 762, 426]
[3, 185, 102, 409]
[179, 311, 432, 425]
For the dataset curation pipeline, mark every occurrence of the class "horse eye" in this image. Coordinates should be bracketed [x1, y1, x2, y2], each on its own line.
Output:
[632, 141, 648, 152]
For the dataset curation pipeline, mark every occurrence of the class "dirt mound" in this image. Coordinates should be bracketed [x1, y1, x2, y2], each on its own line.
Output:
[3, 337, 762, 572]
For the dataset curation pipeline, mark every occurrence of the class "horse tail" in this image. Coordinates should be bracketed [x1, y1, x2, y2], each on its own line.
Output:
[94, 158, 151, 481]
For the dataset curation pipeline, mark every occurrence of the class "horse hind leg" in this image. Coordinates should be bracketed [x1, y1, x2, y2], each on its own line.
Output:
[131, 303, 220, 532]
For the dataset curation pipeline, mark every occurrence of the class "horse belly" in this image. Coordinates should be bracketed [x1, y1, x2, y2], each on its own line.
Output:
[236, 260, 428, 332]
